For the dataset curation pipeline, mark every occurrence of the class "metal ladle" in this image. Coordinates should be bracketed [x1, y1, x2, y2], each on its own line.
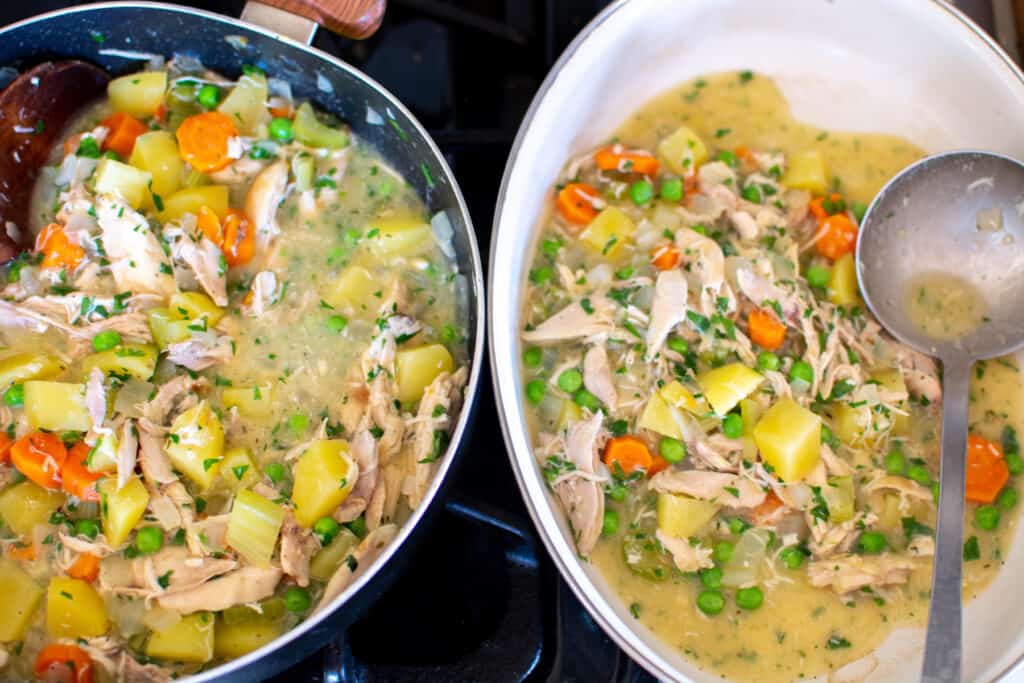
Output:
[857, 151, 1024, 683]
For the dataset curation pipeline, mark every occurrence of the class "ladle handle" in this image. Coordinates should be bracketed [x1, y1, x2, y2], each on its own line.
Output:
[249, 0, 386, 39]
[921, 357, 970, 683]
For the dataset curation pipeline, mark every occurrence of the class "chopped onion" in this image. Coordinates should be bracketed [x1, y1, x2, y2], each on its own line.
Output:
[365, 105, 384, 125]
[431, 210, 456, 261]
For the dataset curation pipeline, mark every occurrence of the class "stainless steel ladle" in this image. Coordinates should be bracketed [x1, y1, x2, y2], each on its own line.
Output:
[857, 151, 1024, 683]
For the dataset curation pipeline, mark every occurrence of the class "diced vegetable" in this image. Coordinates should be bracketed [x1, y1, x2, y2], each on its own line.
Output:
[226, 489, 285, 566]
[101, 112, 149, 159]
[367, 216, 433, 257]
[214, 612, 284, 659]
[158, 185, 229, 222]
[216, 74, 269, 136]
[555, 398, 582, 431]
[966, 435, 1010, 504]
[62, 442, 102, 502]
[0, 559, 43, 640]
[98, 476, 150, 547]
[872, 368, 909, 435]
[32, 645, 94, 683]
[292, 153, 315, 191]
[67, 552, 101, 583]
[740, 398, 763, 462]
[780, 150, 828, 195]
[24, 381, 91, 431]
[0, 481, 64, 537]
[81, 343, 158, 381]
[817, 215, 858, 261]
[747, 309, 786, 350]
[721, 529, 771, 588]
[637, 393, 682, 439]
[46, 576, 109, 638]
[603, 436, 653, 475]
[176, 111, 239, 173]
[0, 352, 64, 390]
[395, 344, 454, 404]
[828, 252, 860, 306]
[291, 439, 356, 527]
[220, 447, 260, 489]
[221, 383, 275, 418]
[322, 265, 376, 310]
[697, 363, 764, 416]
[292, 101, 349, 149]
[594, 146, 660, 175]
[147, 612, 215, 663]
[754, 398, 821, 482]
[36, 223, 85, 272]
[170, 291, 225, 326]
[657, 125, 708, 175]
[166, 401, 225, 489]
[657, 493, 719, 538]
[147, 307, 193, 348]
[129, 130, 184, 198]
[832, 401, 888, 447]
[108, 71, 168, 117]
[621, 524, 673, 581]
[821, 476, 855, 523]
[580, 206, 635, 257]
[93, 157, 153, 209]
[310, 527, 359, 582]
[556, 183, 600, 225]
[660, 381, 705, 414]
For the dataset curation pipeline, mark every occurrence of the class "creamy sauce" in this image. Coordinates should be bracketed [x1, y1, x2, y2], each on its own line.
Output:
[904, 272, 987, 341]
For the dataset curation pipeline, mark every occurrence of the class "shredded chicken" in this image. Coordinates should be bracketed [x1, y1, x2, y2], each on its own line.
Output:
[165, 332, 234, 370]
[157, 566, 282, 613]
[649, 469, 766, 508]
[553, 411, 606, 555]
[807, 553, 917, 594]
[95, 194, 176, 297]
[280, 511, 320, 588]
[657, 530, 714, 572]
[521, 296, 617, 343]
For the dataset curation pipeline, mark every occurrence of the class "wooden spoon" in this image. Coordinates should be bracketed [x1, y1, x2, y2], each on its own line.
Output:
[0, 60, 109, 263]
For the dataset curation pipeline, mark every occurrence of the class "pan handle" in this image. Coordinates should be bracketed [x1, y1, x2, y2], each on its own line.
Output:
[245, 0, 386, 40]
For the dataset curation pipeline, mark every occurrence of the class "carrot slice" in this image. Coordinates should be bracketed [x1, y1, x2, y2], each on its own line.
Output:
[34, 644, 94, 683]
[814, 213, 858, 260]
[7, 544, 36, 562]
[67, 552, 101, 583]
[750, 490, 784, 525]
[10, 431, 68, 490]
[196, 205, 224, 245]
[222, 208, 255, 266]
[62, 442, 102, 502]
[808, 193, 844, 222]
[556, 183, 600, 225]
[101, 112, 147, 159]
[748, 309, 786, 351]
[176, 111, 238, 173]
[734, 146, 756, 168]
[650, 244, 680, 271]
[0, 432, 12, 464]
[684, 174, 700, 197]
[966, 435, 1010, 504]
[647, 454, 670, 477]
[36, 223, 85, 272]
[154, 102, 168, 125]
[604, 435, 653, 475]
[594, 145, 660, 175]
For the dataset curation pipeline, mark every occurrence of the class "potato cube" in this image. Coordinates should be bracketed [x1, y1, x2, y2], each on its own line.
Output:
[781, 150, 828, 195]
[108, 71, 167, 118]
[214, 613, 284, 659]
[0, 480, 64, 538]
[657, 493, 719, 538]
[291, 440, 355, 527]
[129, 130, 184, 198]
[166, 401, 225, 489]
[832, 402, 874, 447]
[86, 432, 119, 473]
[828, 253, 861, 307]
[660, 381, 705, 414]
[637, 393, 682, 439]
[98, 476, 150, 547]
[158, 185, 229, 223]
[753, 398, 822, 482]
[395, 344, 454, 404]
[0, 559, 43, 640]
[226, 489, 285, 567]
[93, 158, 153, 209]
[580, 206, 635, 257]
[322, 265, 376, 311]
[81, 343, 158, 381]
[147, 612, 215, 663]
[0, 352, 64, 390]
[219, 447, 261, 489]
[367, 216, 433, 257]
[46, 576, 109, 638]
[147, 307, 193, 349]
[872, 368, 909, 435]
[822, 476, 855, 523]
[218, 73, 269, 135]
[221, 383, 275, 418]
[697, 363, 764, 416]
[169, 291, 225, 326]
[24, 381, 90, 431]
[657, 125, 708, 175]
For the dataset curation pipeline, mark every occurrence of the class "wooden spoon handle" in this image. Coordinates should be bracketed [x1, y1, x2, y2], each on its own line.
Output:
[254, 0, 386, 39]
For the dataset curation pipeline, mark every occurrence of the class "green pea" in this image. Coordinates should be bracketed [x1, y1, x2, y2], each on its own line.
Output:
[602, 509, 620, 536]
[975, 504, 1000, 531]
[607, 484, 628, 502]
[998, 487, 1018, 510]
[667, 337, 689, 355]
[789, 360, 813, 383]
[525, 379, 546, 405]
[741, 184, 763, 204]
[659, 436, 686, 464]
[1007, 451, 1023, 475]
[135, 526, 164, 555]
[269, 116, 294, 143]
[907, 463, 931, 487]
[3, 384, 23, 408]
[855, 531, 887, 554]
[326, 315, 348, 333]
[283, 586, 311, 613]
[347, 516, 367, 538]
[522, 347, 543, 367]
[196, 83, 221, 110]
[722, 413, 743, 439]
[735, 586, 764, 610]
[716, 150, 737, 168]
[713, 541, 734, 564]
[660, 177, 683, 202]
[313, 516, 340, 543]
[76, 136, 101, 158]
[264, 462, 286, 483]
[630, 180, 654, 205]
[697, 589, 725, 615]
[779, 546, 805, 569]
[851, 201, 868, 223]
[699, 566, 722, 589]
[806, 265, 831, 289]
[530, 267, 553, 285]
[884, 451, 906, 475]
[75, 518, 100, 540]
[573, 389, 600, 410]
[757, 351, 780, 371]
[92, 329, 122, 352]
[557, 368, 583, 394]
[727, 517, 749, 535]
[288, 413, 309, 434]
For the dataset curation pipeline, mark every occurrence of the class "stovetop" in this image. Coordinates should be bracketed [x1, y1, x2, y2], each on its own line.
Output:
[1, 1, 1013, 681]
